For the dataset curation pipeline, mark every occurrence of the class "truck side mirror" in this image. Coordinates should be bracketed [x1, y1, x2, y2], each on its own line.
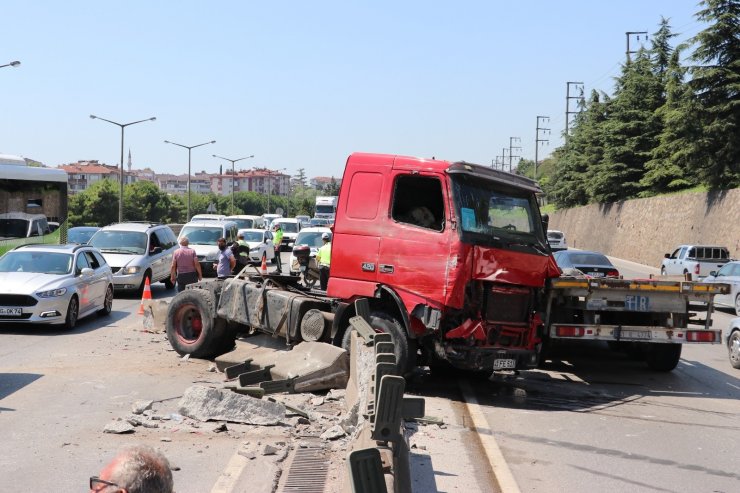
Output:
[709, 270, 718, 277]
[664, 253, 670, 258]
[541, 213, 549, 232]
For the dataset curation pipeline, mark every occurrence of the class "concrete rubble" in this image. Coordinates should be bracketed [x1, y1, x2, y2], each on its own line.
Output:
[178, 385, 285, 425]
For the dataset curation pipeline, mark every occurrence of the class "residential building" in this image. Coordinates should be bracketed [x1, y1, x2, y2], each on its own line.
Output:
[310, 176, 342, 190]
[211, 168, 290, 196]
[57, 160, 123, 193]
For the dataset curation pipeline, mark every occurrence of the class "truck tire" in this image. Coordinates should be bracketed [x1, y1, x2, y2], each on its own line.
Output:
[166, 289, 230, 359]
[645, 343, 682, 371]
[728, 330, 740, 369]
[341, 311, 415, 376]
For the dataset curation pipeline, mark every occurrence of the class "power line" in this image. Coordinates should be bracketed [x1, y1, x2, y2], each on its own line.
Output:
[565, 81, 584, 137]
[534, 116, 550, 180]
[509, 137, 521, 173]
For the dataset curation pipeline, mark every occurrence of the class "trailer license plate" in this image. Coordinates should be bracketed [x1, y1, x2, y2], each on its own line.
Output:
[0, 307, 22, 316]
[622, 329, 652, 340]
[493, 358, 516, 370]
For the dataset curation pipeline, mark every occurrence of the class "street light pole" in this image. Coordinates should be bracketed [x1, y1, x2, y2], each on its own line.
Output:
[213, 154, 254, 215]
[90, 114, 156, 222]
[0, 60, 21, 69]
[164, 139, 216, 221]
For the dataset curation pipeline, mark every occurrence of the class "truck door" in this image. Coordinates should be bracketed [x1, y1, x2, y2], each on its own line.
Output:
[376, 173, 450, 306]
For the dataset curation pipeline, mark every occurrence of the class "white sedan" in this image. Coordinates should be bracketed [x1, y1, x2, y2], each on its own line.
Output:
[288, 227, 331, 275]
[702, 260, 740, 316]
[237, 228, 276, 264]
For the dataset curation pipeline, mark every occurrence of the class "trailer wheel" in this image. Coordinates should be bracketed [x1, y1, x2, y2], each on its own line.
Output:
[341, 311, 414, 376]
[166, 290, 229, 359]
[645, 343, 682, 371]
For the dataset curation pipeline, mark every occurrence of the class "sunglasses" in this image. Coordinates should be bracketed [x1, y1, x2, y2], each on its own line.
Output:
[90, 476, 121, 491]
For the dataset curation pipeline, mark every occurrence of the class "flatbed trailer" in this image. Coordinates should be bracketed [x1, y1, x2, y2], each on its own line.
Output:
[544, 276, 729, 370]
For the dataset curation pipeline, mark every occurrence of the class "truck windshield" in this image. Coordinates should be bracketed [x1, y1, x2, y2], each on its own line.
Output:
[315, 205, 335, 214]
[450, 174, 548, 255]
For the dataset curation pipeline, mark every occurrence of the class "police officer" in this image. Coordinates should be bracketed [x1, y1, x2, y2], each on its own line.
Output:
[232, 232, 250, 274]
[273, 224, 283, 273]
[315, 232, 331, 290]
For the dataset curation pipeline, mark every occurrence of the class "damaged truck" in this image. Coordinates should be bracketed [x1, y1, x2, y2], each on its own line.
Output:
[166, 152, 728, 374]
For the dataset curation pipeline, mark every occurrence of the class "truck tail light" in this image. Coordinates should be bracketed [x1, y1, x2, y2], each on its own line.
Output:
[694, 264, 700, 275]
[555, 326, 585, 337]
[686, 330, 717, 343]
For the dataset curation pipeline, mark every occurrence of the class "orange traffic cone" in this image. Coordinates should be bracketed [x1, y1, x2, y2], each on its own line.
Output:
[138, 277, 152, 315]
[261, 255, 268, 274]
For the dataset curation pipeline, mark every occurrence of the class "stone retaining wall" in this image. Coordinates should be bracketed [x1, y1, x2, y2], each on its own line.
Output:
[549, 188, 740, 267]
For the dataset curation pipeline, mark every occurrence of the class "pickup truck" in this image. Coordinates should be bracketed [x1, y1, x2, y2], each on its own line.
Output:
[661, 244, 730, 279]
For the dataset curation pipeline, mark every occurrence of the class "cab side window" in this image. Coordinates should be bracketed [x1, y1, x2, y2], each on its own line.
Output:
[155, 229, 174, 250]
[92, 251, 107, 267]
[391, 175, 445, 231]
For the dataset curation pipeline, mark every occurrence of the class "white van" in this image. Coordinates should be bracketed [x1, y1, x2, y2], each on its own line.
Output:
[225, 215, 264, 230]
[177, 220, 238, 276]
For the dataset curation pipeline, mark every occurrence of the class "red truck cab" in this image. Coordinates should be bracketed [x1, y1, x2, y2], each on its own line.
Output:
[329, 153, 560, 373]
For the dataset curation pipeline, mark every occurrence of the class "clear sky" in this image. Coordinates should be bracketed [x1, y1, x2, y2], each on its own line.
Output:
[1, 1, 705, 179]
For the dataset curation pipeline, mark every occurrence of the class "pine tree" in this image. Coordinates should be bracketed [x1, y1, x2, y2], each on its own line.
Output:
[688, 0, 740, 188]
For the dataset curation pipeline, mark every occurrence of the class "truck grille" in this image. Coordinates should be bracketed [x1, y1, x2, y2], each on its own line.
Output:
[484, 285, 531, 324]
[0, 294, 38, 307]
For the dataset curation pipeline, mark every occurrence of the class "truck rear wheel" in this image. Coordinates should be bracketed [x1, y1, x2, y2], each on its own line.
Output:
[166, 290, 231, 359]
[341, 311, 415, 376]
[645, 343, 682, 371]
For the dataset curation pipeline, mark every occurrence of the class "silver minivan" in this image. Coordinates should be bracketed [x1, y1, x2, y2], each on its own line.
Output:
[89, 222, 178, 293]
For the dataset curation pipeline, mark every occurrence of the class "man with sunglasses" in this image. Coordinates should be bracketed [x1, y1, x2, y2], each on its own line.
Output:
[90, 445, 173, 493]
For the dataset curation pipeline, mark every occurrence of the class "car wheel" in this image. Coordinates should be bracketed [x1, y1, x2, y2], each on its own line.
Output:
[163, 277, 175, 290]
[735, 294, 740, 317]
[728, 330, 740, 369]
[98, 284, 113, 316]
[64, 296, 79, 330]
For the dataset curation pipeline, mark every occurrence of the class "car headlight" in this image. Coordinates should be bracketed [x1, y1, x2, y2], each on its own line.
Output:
[122, 266, 141, 275]
[250, 247, 260, 253]
[37, 288, 68, 298]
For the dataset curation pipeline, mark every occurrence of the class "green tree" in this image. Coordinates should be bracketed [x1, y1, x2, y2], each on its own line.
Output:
[124, 181, 175, 223]
[325, 177, 340, 196]
[687, 0, 740, 188]
[592, 50, 664, 202]
[68, 179, 119, 226]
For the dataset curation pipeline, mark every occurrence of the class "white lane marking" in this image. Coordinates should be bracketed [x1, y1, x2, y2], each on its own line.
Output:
[209, 444, 248, 493]
[459, 379, 522, 493]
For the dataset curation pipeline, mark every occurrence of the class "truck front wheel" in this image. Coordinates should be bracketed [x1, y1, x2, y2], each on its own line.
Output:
[645, 343, 682, 371]
[342, 311, 415, 376]
[166, 290, 231, 359]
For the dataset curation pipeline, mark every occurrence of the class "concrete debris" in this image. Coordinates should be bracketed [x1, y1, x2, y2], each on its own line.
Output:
[160, 437, 172, 442]
[213, 423, 228, 433]
[238, 449, 256, 460]
[207, 363, 218, 373]
[320, 424, 346, 441]
[261, 444, 279, 456]
[178, 385, 285, 425]
[126, 416, 142, 426]
[141, 421, 160, 429]
[181, 354, 190, 362]
[311, 396, 325, 406]
[132, 399, 154, 414]
[103, 420, 135, 434]
[326, 388, 345, 401]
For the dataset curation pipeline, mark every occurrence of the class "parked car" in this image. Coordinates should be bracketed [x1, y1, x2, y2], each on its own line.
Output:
[288, 226, 332, 275]
[702, 260, 740, 315]
[226, 215, 263, 230]
[553, 250, 620, 278]
[271, 218, 302, 251]
[661, 244, 730, 278]
[178, 220, 238, 276]
[89, 222, 178, 293]
[0, 243, 113, 328]
[547, 230, 567, 251]
[67, 226, 100, 245]
[726, 318, 740, 369]
[237, 228, 276, 264]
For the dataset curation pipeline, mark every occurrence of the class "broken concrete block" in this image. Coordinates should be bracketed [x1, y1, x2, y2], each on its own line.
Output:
[261, 444, 279, 456]
[104, 420, 135, 434]
[142, 300, 169, 333]
[178, 385, 285, 425]
[320, 424, 346, 441]
[326, 389, 346, 401]
[132, 399, 154, 415]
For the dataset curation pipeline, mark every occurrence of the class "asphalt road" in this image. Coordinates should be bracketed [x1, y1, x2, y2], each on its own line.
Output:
[469, 256, 740, 493]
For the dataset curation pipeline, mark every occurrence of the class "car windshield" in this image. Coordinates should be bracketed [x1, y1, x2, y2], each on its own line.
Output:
[450, 174, 547, 254]
[0, 251, 73, 274]
[68, 229, 97, 244]
[295, 231, 325, 248]
[310, 219, 328, 226]
[230, 219, 254, 229]
[241, 231, 264, 242]
[547, 231, 563, 239]
[180, 226, 222, 245]
[315, 205, 335, 214]
[567, 253, 611, 266]
[277, 222, 299, 233]
[0, 218, 30, 239]
[89, 231, 147, 254]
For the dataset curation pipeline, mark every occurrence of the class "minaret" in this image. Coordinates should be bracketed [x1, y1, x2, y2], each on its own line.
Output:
[127, 149, 132, 172]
